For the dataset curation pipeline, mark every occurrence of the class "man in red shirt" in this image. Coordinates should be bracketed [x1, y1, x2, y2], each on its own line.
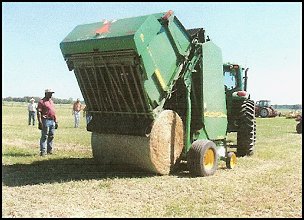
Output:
[37, 89, 58, 156]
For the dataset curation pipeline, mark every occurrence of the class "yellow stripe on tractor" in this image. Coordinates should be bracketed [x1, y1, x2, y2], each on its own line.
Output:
[155, 68, 167, 91]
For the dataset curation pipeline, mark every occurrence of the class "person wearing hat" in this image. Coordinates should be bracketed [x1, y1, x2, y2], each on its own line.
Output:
[27, 98, 37, 126]
[37, 88, 58, 156]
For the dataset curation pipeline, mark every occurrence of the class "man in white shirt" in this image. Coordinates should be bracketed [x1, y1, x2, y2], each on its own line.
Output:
[28, 98, 37, 126]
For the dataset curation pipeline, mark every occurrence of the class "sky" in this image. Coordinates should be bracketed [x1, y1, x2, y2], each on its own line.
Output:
[2, 2, 302, 105]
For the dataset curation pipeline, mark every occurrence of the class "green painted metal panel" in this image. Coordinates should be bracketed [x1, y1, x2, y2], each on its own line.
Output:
[141, 28, 181, 102]
[168, 17, 191, 56]
[60, 13, 164, 56]
[201, 41, 227, 140]
[133, 13, 192, 105]
[133, 15, 163, 56]
[60, 36, 135, 55]
[133, 15, 167, 103]
[60, 11, 192, 112]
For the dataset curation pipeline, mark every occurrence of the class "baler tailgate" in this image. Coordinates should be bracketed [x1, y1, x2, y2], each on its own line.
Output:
[70, 50, 150, 117]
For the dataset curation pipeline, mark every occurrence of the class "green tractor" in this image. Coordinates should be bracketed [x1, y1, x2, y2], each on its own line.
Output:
[223, 63, 256, 156]
[187, 29, 256, 157]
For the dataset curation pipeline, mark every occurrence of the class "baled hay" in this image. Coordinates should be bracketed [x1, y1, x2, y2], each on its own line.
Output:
[91, 110, 184, 174]
[149, 110, 184, 174]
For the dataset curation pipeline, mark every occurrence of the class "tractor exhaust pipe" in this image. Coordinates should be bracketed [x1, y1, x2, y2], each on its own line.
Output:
[244, 68, 249, 91]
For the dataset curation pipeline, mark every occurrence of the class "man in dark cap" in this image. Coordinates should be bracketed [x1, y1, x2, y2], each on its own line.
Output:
[37, 88, 58, 156]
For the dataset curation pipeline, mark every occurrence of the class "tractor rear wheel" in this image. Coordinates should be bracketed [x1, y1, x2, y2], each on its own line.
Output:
[237, 99, 256, 157]
[187, 140, 218, 177]
[259, 107, 269, 118]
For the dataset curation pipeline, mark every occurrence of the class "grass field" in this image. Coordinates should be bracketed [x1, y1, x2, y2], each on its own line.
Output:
[2, 103, 302, 217]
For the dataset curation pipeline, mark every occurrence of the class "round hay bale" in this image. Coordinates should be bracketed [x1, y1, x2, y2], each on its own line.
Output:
[149, 110, 184, 174]
[91, 110, 184, 174]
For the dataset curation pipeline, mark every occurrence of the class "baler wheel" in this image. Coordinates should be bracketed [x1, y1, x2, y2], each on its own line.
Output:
[259, 108, 269, 118]
[187, 140, 218, 177]
[237, 99, 256, 157]
[226, 152, 237, 169]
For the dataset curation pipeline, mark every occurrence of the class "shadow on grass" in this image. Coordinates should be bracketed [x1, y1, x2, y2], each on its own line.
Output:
[2, 158, 158, 187]
[287, 131, 302, 134]
[3, 158, 221, 186]
[2, 152, 37, 157]
[172, 158, 237, 178]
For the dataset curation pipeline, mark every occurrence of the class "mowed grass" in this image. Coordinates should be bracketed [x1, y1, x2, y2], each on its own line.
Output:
[2, 103, 302, 217]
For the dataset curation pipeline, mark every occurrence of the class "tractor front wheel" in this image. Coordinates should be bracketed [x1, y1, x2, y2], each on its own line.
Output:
[187, 140, 218, 177]
[226, 152, 237, 169]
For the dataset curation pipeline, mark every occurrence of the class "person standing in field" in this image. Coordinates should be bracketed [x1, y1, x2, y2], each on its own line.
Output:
[37, 89, 58, 156]
[27, 98, 37, 126]
[83, 105, 92, 125]
[72, 98, 82, 128]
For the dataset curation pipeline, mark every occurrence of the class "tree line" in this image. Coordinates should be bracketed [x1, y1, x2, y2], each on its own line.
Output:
[272, 104, 302, 110]
[2, 96, 80, 104]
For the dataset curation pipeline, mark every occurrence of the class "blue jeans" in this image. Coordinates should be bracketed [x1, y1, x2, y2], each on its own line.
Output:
[28, 111, 36, 125]
[86, 115, 92, 125]
[40, 119, 55, 154]
[74, 111, 80, 127]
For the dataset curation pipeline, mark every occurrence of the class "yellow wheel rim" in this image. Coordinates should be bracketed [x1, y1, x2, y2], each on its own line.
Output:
[203, 148, 215, 169]
[230, 153, 237, 168]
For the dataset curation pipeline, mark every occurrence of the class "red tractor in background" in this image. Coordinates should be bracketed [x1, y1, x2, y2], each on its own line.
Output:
[255, 100, 279, 118]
